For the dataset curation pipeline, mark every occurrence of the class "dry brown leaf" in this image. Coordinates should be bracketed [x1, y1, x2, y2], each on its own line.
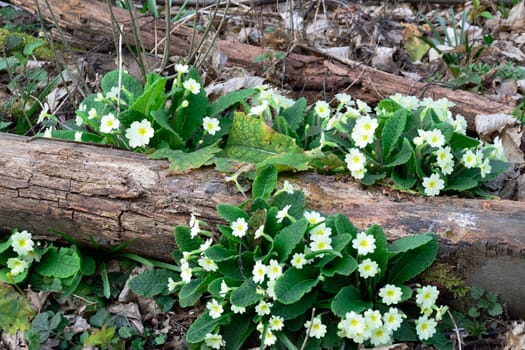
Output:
[107, 302, 144, 334]
[504, 321, 525, 349]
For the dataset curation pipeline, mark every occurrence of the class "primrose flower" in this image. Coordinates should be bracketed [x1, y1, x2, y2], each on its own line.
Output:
[125, 119, 154, 148]
[351, 168, 366, 180]
[219, 280, 230, 297]
[198, 256, 218, 272]
[338, 311, 365, 337]
[21, 249, 41, 263]
[204, 333, 225, 349]
[231, 217, 248, 238]
[249, 101, 269, 117]
[351, 129, 374, 148]
[462, 149, 478, 168]
[291, 252, 308, 269]
[99, 113, 120, 133]
[390, 93, 420, 110]
[353, 115, 378, 138]
[7, 257, 28, 276]
[335, 93, 354, 106]
[180, 262, 192, 283]
[167, 277, 177, 292]
[352, 232, 376, 256]
[314, 101, 331, 118]
[181, 100, 189, 108]
[305, 316, 327, 339]
[74, 131, 83, 142]
[453, 115, 468, 134]
[479, 158, 492, 178]
[370, 327, 391, 346]
[435, 147, 453, 167]
[415, 315, 438, 340]
[199, 238, 213, 252]
[440, 160, 454, 176]
[345, 148, 367, 172]
[269, 316, 285, 331]
[190, 221, 200, 239]
[37, 103, 51, 124]
[304, 211, 325, 225]
[43, 127, 53, 138]
[75, 115, 83, 126]
[422, 173, 445, 196]
[11, 230, 34, 256]
[266, 259, 283, 280]
[276, 204, 292, 223]
[183, 78, 201, 95]
[309, 235, 332, 252]
[309, 223, 332, 241]
[88, 108, 98, 119]
[378, 284, 403, 305]
[364, 309, 383, 330]
[231, 305, 246, 314]
[255, 300, 272, 316]
[261, 329, 277, 346]
[426, 129, 445, 148]
[106, 86, 120, 101]
[254, 225, 265, 239]
[282, 180, 294, 194]
[358, 258, 380, 279]
[206, 299, 224, 319]
[175, 63, 189, 74]
[252, 260, 266, 284]
[78, 103, 87, 112]
[202, 116, 221, 135]
[492, 136, 506, 161]
[356, 99, 372, 114]
[383, 307, 404, 332]
[416, 285, 440, 310]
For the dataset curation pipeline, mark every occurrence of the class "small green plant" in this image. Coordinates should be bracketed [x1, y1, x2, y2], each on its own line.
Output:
[129, 166, 452, 349]
[468, 286, 503, 319]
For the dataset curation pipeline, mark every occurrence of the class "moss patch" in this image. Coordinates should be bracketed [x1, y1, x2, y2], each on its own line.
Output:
[421, 263, 470, 299]
[0, 28, 55, 60]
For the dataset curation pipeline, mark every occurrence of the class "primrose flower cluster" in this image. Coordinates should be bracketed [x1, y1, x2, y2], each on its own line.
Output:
[313, 93, 509, 196]
[0, 230, 41, 281]
[165, 170, 449, 349]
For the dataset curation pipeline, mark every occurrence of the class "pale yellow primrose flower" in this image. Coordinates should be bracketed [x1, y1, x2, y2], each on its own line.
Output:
[378, 284, 402, 305]
[202, 116, 221, 135]
[11, 230, 34, 256]
[100, 113, 120, 133]
[125, 119, 154, 148]
[352, 232, 376, 256]
[358, 258, 380, 279]
[231, 217, 248, 238]
[305, 316, 327, 339]
[7, 257, 28, 276]
[182, 78, 201, 95]
[415, 315, 438, 340]
[204, 333, 225, 349]
[314, 101, 331, 119]
[206, 299, 224, 319]
[422, 173, 445, 196]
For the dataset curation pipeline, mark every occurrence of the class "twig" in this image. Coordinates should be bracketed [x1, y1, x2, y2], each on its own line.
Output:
[299, 307, 316, 350]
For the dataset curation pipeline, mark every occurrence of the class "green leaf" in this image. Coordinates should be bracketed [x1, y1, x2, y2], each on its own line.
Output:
[449, 132, 480, 150]
[128, 269, 176, 297]
[174, 226, 203, 252]
[222, 314, 254, 350]
[271, 190, 306, 220]
[382, 109, 407, 160]
[150, 110, 185, 148]
[179, 278, 209, 307]
[205, 245, 236, 262]
[331, 286, 372, 316]
[392, 171, 417, 190]
[252, 164, 278, 200]
[186, 313, 228, 344]
[383, 138, 413, 167]
[272, 291, 317, 320]
[129, 74, 167, 117]
[224, 112, 303, 164]
[0, 238, 11, 254]
[334, 213, 358, 237]
[282, 97, 307, 131]
[175, 69, 208, 138]
[273, 219, 308, 262]
[388, 238, 439, 284]
[274, 267, 319, 304]
[80, 256, 96, 276]
[0, 281, 34, 334]
[388, 233, 434, 258]
[148, 145, 222, 173]
[321, 253, 357, 277]
[365, 225, 389, 278]
[101, 70, 143, 103]
[207, 88, 258, 117]
[331, 233, 353, 251]
[216, 204, 249, 223]
[230, 280, 263, 307]
[256, 152, 311, 172]
[34, 247, 81, 279]
[446, 176, 478, 191]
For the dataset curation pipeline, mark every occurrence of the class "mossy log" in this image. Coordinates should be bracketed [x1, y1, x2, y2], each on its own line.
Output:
[0, 132, 524, 316]
[9, 0, 515, 127]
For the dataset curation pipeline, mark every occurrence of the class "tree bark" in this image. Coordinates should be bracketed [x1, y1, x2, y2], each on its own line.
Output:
[1, 132, 525, 316]
[8, 0, 516, 127]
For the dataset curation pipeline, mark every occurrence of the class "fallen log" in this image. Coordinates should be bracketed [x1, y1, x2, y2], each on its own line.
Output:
[9, 0, 515, 127]
[1, 132, 524, 316]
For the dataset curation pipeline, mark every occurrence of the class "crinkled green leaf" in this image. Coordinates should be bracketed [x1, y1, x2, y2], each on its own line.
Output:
[282, 97, 307, 131]
[321, 253, 357, 277]
[334, 213, 358, 237]
[230, 279, 263, 307]
[205, 245, 236, 262]
[174, 226, 203, 252]
[252, 164, 278, 200]
[217, 204, 249, 223]
[274, 267, 319, 304]
[129, 74, 167, 117]
[179, 278, 209, 307]
[186, 313, 229, 344]
[34, 246, 80, 279]
[175, 69, 208, 138]
[388, 233, 434, 258]
[256, 152, 311, 172]
[272, 291, 317, 320]
[331, 286, 372, 316]
[150, 110, 185, 148]
[101, 70, 143, 104]
[224, 112, 303, 164]
[0, 281, 34, 334]
[273, 218, 308, 262]
[207, 88, 258, 117]
[365, 225, 389, 279]
[382, 109, 407, 161]
[446, 176, 478, 191]
[148, 145, 222, 173]
[128, 269, 176, 297]
[383, 138, 413, 167]
[388, 238, 439, 284]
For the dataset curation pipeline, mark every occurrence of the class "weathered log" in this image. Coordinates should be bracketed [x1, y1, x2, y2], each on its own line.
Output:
[9, 0, 515, 127]
[1, 132, 525, 316]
